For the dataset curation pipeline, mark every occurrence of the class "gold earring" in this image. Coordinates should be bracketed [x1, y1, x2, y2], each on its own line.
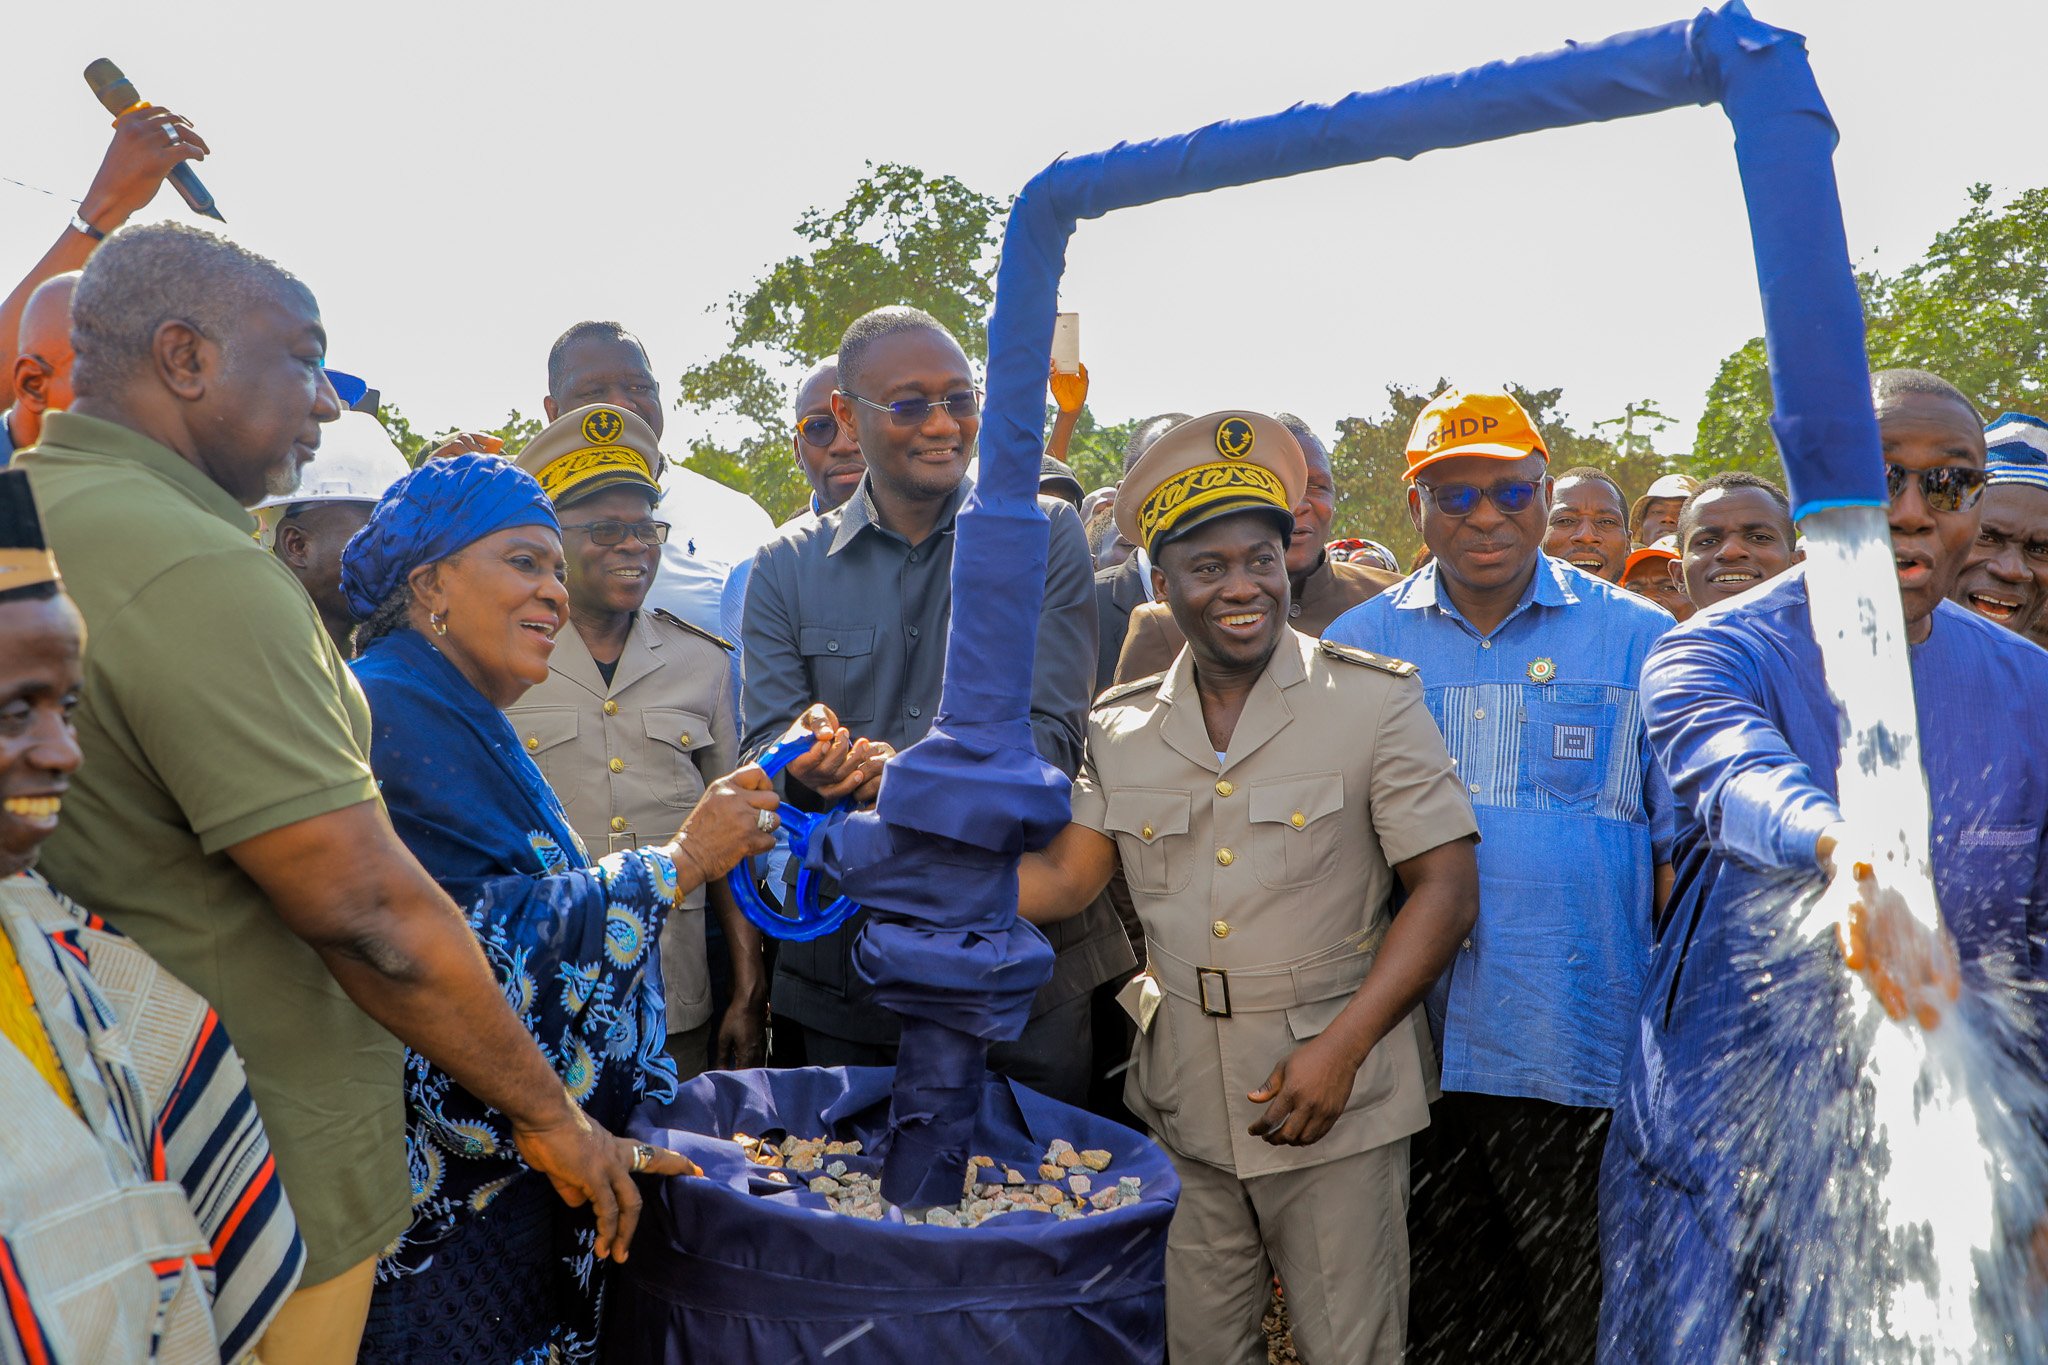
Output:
[429, 611, 449, 637]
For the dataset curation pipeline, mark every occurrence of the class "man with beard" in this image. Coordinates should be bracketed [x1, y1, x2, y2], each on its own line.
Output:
[1600, 369, 2048, 1361]
[1112, 413, 1395, 681]
[1947, 420, 2048, 636]
[1324, 386, 1674, 1363]
[1018, 409, 1479, 1362]
[17, 225, 665, 1361]
[1674, 472, 1800, 613]
[1543, 465, 1631, 583]
[740, 306, 1127, 1104]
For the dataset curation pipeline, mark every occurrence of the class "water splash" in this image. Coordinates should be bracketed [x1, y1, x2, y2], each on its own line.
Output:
[1779, 507, 2044, 1361]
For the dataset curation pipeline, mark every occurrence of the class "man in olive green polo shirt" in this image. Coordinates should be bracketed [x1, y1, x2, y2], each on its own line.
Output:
[17, 223, 666, 1364]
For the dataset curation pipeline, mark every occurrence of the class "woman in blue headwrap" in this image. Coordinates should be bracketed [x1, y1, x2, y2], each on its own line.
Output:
[339, 456, 854, 1363]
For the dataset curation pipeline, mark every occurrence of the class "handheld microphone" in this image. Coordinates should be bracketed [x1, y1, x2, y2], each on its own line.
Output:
[82, 58, 225, 223]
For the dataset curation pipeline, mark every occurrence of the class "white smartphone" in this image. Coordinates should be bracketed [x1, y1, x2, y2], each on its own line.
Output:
[1051, 313, 1081, 373]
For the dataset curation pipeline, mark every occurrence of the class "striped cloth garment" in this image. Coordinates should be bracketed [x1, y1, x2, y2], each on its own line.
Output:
[0, 870, 303, 1364]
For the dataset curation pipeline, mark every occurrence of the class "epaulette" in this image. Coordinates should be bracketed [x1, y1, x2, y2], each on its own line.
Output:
[1320, 639, 1418, 677]
[1092, 673, 1165, 709]
[650, 608, 736, 652]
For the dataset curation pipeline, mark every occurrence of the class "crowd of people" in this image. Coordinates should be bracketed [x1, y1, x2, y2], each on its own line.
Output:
[2, 108, 2046, 1365]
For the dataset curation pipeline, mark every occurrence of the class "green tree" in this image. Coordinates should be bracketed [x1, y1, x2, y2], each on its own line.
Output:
[1694, 184, 2048, 478]
[673, 163, 1009, 521]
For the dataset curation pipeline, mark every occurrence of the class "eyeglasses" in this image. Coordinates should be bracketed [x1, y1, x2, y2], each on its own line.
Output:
[795, 413, 841, 448]
[1885, 463, 1987, 513]
[838, 389, 981, 428]
[1414, 478, 1545, 517]
[561, 519, 671, 547]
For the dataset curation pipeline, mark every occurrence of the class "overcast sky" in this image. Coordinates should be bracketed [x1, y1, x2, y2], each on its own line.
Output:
[6, 0, 2039, 470]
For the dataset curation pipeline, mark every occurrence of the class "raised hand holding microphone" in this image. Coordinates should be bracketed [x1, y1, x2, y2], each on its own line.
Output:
[76, 104, 213, 234]
[82, 59, 223, 223]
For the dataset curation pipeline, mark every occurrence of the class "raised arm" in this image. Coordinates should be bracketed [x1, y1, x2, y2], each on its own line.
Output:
[1, 107, 209, 406]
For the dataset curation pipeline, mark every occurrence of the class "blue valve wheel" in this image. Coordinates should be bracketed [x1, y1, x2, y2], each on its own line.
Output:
[725, 733, 862, 942]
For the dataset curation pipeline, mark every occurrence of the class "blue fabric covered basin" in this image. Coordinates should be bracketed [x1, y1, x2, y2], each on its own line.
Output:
[606, 1066, 1176, 1363]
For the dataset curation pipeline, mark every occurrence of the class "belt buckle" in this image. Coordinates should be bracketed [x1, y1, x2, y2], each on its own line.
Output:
[1196, 966, 1232, 1018]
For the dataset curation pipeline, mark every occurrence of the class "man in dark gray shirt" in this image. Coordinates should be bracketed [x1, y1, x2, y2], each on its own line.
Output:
[740, 306, 1129, 1105]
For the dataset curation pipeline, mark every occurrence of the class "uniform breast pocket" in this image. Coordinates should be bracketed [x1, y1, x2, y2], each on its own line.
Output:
[1249, 773, 1345, 889]
[799, 625, 877, 725]
[641, 707, 715, 810]
[1523, 692, 1617, 809]
[509, 707, 580, 791]
[1104, 790, 1193, 896]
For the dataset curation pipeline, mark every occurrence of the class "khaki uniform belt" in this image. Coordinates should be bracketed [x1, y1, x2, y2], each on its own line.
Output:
[1145, 921, 1388, 1019]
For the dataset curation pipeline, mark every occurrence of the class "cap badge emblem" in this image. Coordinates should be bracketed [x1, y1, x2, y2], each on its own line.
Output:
[1527, 657, 1556, 684]
[1215, 417, 1255, 459]
[581, 409, 624, 445]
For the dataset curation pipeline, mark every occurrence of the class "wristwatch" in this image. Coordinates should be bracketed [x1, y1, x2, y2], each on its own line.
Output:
[68, 213, 106, 242]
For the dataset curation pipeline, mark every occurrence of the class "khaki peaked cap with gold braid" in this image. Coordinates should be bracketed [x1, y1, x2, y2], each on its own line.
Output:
[515, 402, 665, 509]
[1113, 410, 1306, 558]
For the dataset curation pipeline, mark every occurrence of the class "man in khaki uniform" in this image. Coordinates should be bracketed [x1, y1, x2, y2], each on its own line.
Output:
[510, 403, 765, 1077]
[1018, 410, 1480, 1363]
[1111, 412, 1397, 682]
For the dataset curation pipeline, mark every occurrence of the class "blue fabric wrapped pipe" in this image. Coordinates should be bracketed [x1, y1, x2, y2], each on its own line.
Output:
[609, 1068, 1177, 1364]
[976, 2, 1882, 531]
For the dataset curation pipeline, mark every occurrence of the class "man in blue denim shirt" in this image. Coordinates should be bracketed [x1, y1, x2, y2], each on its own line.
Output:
[1325, 386, 1673, 1362]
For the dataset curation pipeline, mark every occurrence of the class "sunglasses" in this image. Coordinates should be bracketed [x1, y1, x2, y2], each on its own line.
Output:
[561, 519, 671, 547]
[795, 413, 841, 448]
[839, 389, 981, 428]
[1885, 463, 1987, 513]
[1415, 478, 1545, 518]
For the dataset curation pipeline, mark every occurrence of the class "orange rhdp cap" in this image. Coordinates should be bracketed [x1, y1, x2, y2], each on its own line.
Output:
[1404, 386, 1549, 480]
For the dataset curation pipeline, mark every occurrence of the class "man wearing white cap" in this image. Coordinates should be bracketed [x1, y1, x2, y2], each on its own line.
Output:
[255, 409, 411, 654]
[1629, 472, 1699, 547]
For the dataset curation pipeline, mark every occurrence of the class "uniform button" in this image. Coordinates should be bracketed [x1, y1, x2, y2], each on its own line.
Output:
[524, 736, 539, 751]
[1290, 812, 1306, 829]
[1462, 938, 1474, 950]
[609, 758, 626, 773]
[1141, 824, 1154, 840]
[610, 817, 628, 833]
[909, 551, 920, 563]
[1468, 782, 1480, 793]
[1214, 779, 1234, 798]
[1212, 920, 1230, 939]
[908, 626, 920, 638]
[827, 640, 840, 652]
[1216, 848, 1235, 867]
[603, 700, 619, 715]
[908, 705, 922, 718]
[1473, 707, 1486, 720]
[1481, 640, 1493, 650]
[679, 732, 692, 746]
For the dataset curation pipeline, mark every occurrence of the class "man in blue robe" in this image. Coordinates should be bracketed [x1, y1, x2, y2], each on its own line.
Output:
[1599, 370, 2048, 1360]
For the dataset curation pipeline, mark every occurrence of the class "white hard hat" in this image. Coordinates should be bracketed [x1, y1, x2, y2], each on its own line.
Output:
[254, 410, 412, 545]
